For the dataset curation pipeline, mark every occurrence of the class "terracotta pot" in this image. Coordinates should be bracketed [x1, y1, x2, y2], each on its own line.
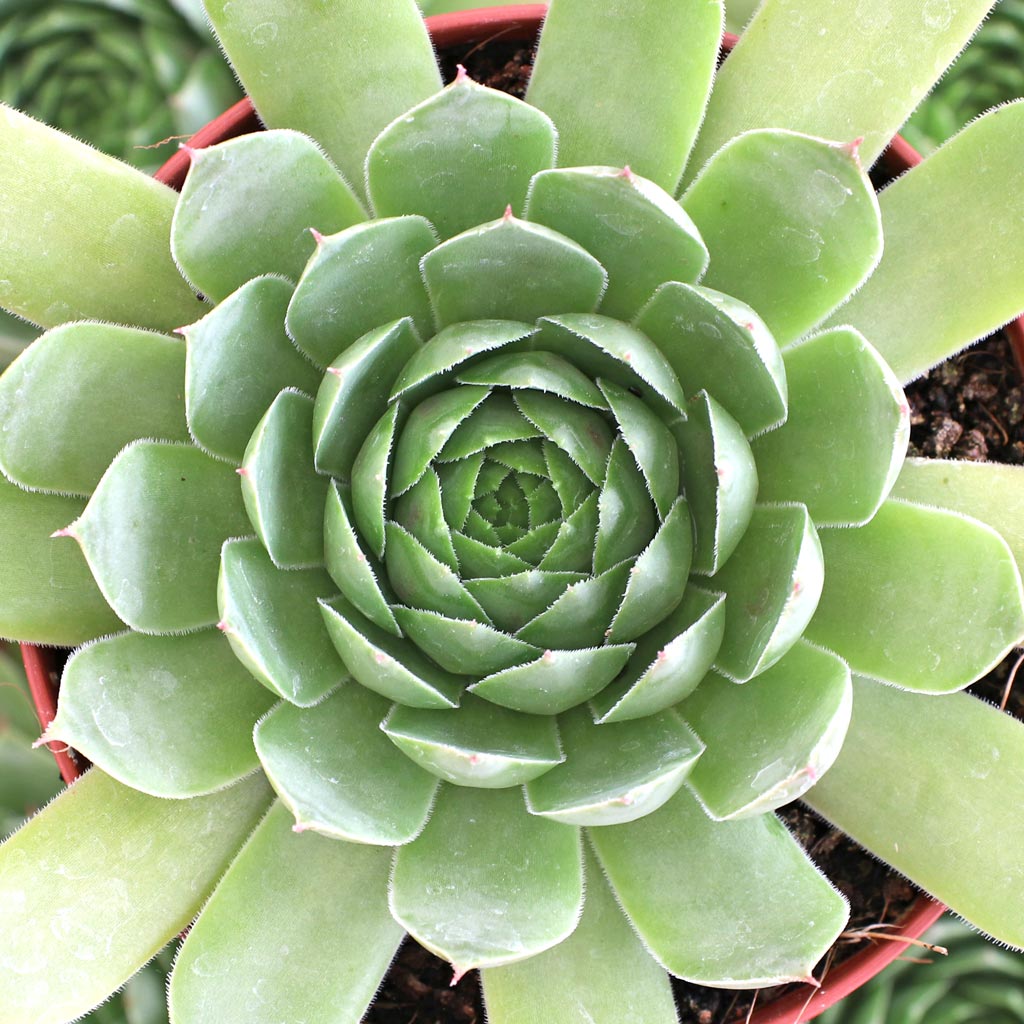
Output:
[20, 6, 1024, 1022]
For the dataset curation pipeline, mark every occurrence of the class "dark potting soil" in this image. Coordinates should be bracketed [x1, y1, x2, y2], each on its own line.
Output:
[356, 35, 1024, 1024]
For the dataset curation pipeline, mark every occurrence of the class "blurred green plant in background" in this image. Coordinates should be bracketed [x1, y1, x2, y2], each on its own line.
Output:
[819, 918, 1024, 1024]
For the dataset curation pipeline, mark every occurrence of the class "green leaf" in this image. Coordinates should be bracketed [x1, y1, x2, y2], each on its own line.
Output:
[69, 441, 250, 634]
[483, 846, 679, 1024]
[526, 166, 708, 320]
[752, 327, 909, 525]
[368, 73, 556, 239]
[392, 469, 459, 571]
[204, 0, 441, 203]
[514, 389, 614, 485]
[526, 0, 722, 191]
[676, 391, 757, 574]
[255, 686, 437, 844]
[183, 275, 321, 463]
[391, 784, 583, 972]
[683, 640, 852, 819]
[634, 283, 787, 439]
[0, 769, 271, 1024]
[891, 458, 1024, 575]
[219, 538, 346, 706]
[242, 390, 329, 569]
[594, 587, 726, 723]
[471, 644, 634, 716]
[0, 104, 205, 332]
[681, 130, 882, 346]
[422, 214, 606, 327]
[457, 350, 607, 410]
[466, 570, 586, 633]
[526, 706, 703, 826]
[287, 217, 436, 368]
[391, 320, 536, 405]
[606, 497, 693, 643]
[806, 500, 1024, 692]
[712, 504, 824, 682]
[688, 0, 995, 176]
[171, 130, 364, 303]
[518, 562, 632, 650]
[590, 787, 849, 986]
[394, 605, 540, 675]
[351, 402, 400, 559]
[827, 102, 1024, 382]
[599, 379, 680, 519]
[592, 437, 657, 573]
[313, 317, 421, 481]
[320, 594, 463, 709]
[805, 678, 1024, 948]
[0, 476, 123, 645]
[324, 482, 400, 635]
[383, 694, 563, 788]
[170, 801, 402, 1024]
[50, 630, 274, 798]
[0, 323, 188, 495]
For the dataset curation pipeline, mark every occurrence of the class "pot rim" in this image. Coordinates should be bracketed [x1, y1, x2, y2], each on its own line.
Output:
[20, 5, 1024, 1022]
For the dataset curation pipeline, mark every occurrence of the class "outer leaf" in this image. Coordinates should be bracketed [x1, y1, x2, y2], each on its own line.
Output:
[681, 130, 882, 346]
[170, 801, 403, 1024]
[218, 538, 346, 706]
[751, 327, 909, 525]
[828, 102, 1024, 382]
[184, 275, 321, 463]
[287, 217, 436, 368]
[526, 0, 723, 191]
[891, 458, 1024, 574]
[712, 504, 824, 681]
[391, 784, 583, 973]
[0, 323, 188, 495]
[0, 475, 123, 645]
[368, 74, 556, 239]
[383, 695, 563, 788]
[526, 166, 709, 320]
[242, 390, 329, 569]
[172, 130, 364, 302]
[526, 707, 703, 826]
[255, 687, 437, 845]
[805, 678, 1024, 948]
[0, 104, 205, 331]
[422, 214, 606, 328]
[688, 0, 996, 176]
[203, 0, 441, 202]
[50, 630, 274, 798]
[482, 847, 679, 1024]
[683, 640, 852, 819]
[590, 787, 849, 987]
[806, 500, 1024, 692]
[0, 769, 271, 1024]
[68, 441, 250, 634]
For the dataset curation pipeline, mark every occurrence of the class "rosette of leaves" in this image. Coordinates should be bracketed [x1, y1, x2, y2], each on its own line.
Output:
[0, 0, 239, 171]
[819, 918, 1024, 1024]
[903, 0, 1024, 152]
[1, 2, 1024, 1023]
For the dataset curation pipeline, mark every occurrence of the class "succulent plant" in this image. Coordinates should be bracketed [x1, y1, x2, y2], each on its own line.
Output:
[1, 2, 1024, 1023]
[903, 0, 1024, 152]
[819, 918, 1024, 1024]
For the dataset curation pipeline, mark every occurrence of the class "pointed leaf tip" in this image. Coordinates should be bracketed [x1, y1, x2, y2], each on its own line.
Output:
[455, 64, 470, 83]
[503, 204, 514, 220]
[50, 526, 73, 539]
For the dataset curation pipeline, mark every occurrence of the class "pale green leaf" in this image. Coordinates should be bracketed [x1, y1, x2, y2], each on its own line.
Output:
[170, 801, 402, 1024]
[805, 678, 1024, 948]
[391, 784, 583, 973]
[0, 770, 271, 1024]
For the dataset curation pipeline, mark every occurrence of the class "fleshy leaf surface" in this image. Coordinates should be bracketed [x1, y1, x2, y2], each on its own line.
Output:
[590, 787, 849, 987]
[806, 500, 1024, 692]
[170, 801, 402, 1024]
[391, 784, 583, 973]
[51, 630, 274, 798]
[0, 769, 271, 1024]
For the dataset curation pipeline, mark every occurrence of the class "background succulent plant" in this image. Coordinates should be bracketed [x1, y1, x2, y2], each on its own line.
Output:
[1, 2, 1024, 1023]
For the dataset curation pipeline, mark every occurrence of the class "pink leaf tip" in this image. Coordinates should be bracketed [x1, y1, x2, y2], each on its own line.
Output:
[455, 64, 469, 83]
[235, 466, 249, 477]
[450, 966, 468, 987]
[841, 137, 865, 164]
[309, 227, 326, 246]
[50, 527, 72, 539]
[618, 165, 635, 181]
[215, 619, 230, 633]
[178, 143, 198, 160]
[326, 366, 344, 378]
[503, 204, 514, 222]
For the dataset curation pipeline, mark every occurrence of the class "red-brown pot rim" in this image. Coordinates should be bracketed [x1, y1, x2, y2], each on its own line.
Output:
[23, 6, 1023, 1021]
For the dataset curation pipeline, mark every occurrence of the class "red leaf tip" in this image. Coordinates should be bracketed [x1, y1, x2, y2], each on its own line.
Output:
[455, 64, 469, 83]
